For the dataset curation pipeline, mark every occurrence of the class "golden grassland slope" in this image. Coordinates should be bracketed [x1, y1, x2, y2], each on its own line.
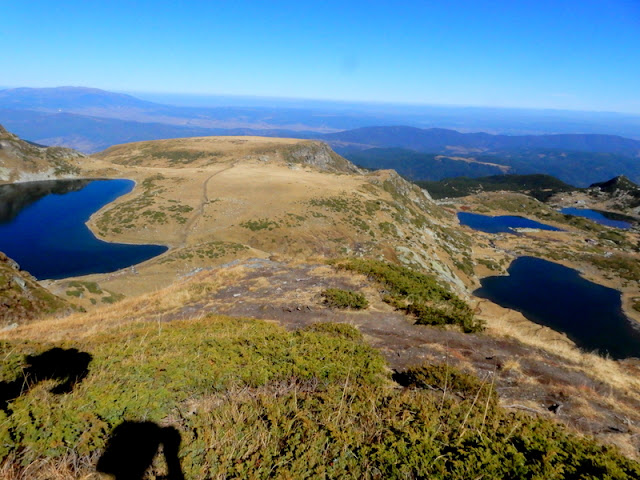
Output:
[3, 135, 640, 474]
[0, 124, 86, 183]
[58, 136, 473, 299]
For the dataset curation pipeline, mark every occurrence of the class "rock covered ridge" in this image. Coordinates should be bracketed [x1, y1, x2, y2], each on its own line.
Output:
[587, 175, 640, 215]
[0, 124, 85, 183]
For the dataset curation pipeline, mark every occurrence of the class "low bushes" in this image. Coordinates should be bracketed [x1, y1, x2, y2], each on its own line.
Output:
[332, 259, 483, 332]
[1, 318, 638, 478]
[321, 288, 369, 309]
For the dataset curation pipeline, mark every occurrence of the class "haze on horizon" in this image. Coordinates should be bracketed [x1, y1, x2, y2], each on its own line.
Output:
[3, 0, 640, 114]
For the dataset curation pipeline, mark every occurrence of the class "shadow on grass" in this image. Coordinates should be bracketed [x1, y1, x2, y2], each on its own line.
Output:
[97, 421, 185, 480]
[0, 347, 92, 413]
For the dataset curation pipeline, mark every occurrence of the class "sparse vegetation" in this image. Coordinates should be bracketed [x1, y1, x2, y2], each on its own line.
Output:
[63, 281, 124, 305]
[332, 259, 483, 333]
[582, 253, 640, 283]
[240, 218, 280, 231]
[321, 288, 369, 309]
[394, 362, 497, 408]
[378, 221, 398, 237]
[159, 241, 249, 263]
[477, 258, 501, 271]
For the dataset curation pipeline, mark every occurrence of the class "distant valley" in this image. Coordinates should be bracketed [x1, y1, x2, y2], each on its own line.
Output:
[330, 126, 640, 186]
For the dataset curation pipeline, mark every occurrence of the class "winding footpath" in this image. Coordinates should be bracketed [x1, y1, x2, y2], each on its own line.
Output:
[179, 162, 236, 247]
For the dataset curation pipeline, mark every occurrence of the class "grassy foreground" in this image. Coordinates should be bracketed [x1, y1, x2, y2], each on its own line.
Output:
[1, 315, 639, 479]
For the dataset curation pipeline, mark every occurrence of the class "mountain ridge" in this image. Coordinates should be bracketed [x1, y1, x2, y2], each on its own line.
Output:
[324, 125, 640, 157]
[0, 123, 85, 183]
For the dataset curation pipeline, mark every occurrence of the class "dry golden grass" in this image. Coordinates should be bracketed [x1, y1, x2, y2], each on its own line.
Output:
[52, 136, 467, 306]
[0, 453, 100, 480]
[93, 135, 307, 168]
[477, 299, 640, 396]
[500, 358, 523, 375]
[1, 267, 243, 343]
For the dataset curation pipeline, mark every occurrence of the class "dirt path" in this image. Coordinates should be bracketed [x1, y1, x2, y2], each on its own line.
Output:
[179, 162, 236, 247]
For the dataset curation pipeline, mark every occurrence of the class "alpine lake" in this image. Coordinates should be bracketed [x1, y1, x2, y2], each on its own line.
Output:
[460, 212, 640, 359]
[0, 179, 167, 280]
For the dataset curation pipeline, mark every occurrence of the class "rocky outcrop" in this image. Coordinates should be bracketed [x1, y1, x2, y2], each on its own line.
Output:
[283, 141, 362, 174]
[0, 124, 85, 183]
[588, 175, 640, 214]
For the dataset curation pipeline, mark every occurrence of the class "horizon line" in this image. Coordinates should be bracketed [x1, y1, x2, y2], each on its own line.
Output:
[1, 84, 639, 117]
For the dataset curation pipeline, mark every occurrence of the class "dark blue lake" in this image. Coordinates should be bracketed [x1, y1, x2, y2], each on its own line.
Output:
[560, 207, 632, 229]
[458, 212, 562, 234]
[475, 256, 640, 359]
[0, 179, 167, 279]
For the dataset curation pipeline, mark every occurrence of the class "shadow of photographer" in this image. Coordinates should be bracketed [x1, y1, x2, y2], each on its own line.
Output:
[0, 347, 92, 414]
[97, 421, 185, 480]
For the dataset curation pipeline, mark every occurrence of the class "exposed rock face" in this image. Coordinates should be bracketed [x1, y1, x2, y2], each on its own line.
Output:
[284, 141, 362, 174]
[0, 124, 85, 183]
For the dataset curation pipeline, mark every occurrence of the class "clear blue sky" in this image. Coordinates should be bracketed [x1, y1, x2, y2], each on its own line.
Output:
[3, 0, 639, 113]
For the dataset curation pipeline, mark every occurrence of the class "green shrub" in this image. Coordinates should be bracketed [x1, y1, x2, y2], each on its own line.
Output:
[240, 218, 280, 231]
[583, 253, 640, 282]
[302, 322, 363, 340]
[333, 259, 483, 333]
[321, 288, 369, 309]
[395, 362, 497, 407]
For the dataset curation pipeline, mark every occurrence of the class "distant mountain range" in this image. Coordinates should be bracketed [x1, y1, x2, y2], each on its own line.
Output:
[0, 86, 158, 111]
[0, 109, 313, 153]
[328, 127, 640, 187]
[1, 87, 640, 186]
[1, 86, 640, 152]
[323, 126, 640, 157]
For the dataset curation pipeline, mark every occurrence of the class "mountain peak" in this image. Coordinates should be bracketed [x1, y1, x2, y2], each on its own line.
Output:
[0, 86, 159, 111]
[590, 175, 639, 193]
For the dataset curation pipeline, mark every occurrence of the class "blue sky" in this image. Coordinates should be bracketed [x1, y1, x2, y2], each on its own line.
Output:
[2, 0, 639, 113]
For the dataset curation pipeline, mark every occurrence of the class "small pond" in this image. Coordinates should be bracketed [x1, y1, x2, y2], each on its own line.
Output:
[560, 207, 633, 229]
[0, 179, 167, 279]
[474, 256, 640, 359]
[457, 212, 562, 234]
